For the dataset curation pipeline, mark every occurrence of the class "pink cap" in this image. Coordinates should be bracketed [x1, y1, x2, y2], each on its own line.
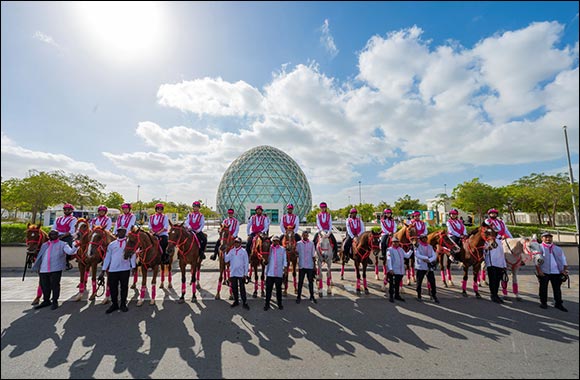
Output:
[121, 203, 131, 209]
[97, 205, 108, 212]
[487, 208, 499, 214]
[449, 209, 459, 215]
[412, 211, 421, 217]
[350, 208, 358, 214]
[286, 204, 294, 209]
[63, 203, 74, 210]
[384, 209, 392, 213]
[227, 208, 234, 214]
[319, 202, 327, 208]
[255, 205, 263, 210]
[192, 201, 201, 207]
[155, 203, 164, 209]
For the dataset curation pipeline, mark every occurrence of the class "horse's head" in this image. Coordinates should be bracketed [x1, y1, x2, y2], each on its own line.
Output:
[480, 222, 498, 249]
[407, 225, 418, 243]
[25, 223, 47, 257]
[88, 226, 113, 260]
[167, 223, 187, 256]
[437, 231, 461, 255]
[283, 227, 296, 249]
[75, 218, 91, 242]
[260, 236, 272, 264]
[524, 238, 543, 265]
[370, 231, 381, 254]
[124, 227, 144, 260]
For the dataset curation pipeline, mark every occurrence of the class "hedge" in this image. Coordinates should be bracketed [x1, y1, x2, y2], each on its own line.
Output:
[1, 224, 52, 244]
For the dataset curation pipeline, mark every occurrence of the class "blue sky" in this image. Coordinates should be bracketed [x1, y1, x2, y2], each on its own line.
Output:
[1, 1, 578, 211]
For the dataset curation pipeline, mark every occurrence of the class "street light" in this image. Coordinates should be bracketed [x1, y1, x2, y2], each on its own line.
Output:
[358, 181, 362, 206]
[563, 126, 579, 243]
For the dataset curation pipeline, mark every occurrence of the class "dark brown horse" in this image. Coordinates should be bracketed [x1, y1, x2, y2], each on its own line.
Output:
[124, 227, 162, 306]
[216, 223, 234, 300]
[282, 226, 298, 295]
[394, 224, 418, 285]
[72, 218, 94, 302]
[340, 231, 381, 294]
[427, 229, 461, 288]
[166, 222, 201, 303]
[249, 233, 271, 298]
[25, 223, 48, 305]
[85, 226, 116, 302]
[459, 223, 498, 298]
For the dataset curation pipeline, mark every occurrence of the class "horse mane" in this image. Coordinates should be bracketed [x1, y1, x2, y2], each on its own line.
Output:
[77, 218, 89, 225]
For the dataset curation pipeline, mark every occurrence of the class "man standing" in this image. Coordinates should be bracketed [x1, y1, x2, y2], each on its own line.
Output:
[184, 201, 207, 260]
[246, 205, 270, 254]
[536, 232, 569, 312]
[412, 233, 439, 303]
[313, 202, 339, 262]
[386, 237, 412, 303]
[101, 226, 136, 313]
[32, 230, 79, 310]
[224, 237, 250, 310]
[264, 236, 287, 311]
[296, 231, 317, 304]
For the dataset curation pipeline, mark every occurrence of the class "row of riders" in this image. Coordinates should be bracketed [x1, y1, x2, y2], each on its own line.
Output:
[26, 202, 570, 312]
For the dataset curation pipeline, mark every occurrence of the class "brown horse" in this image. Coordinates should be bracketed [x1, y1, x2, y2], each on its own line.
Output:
[394, 224, 418, 285]
[216, 223, 234, 300]
[459, 223, 498, 298]
[84, 226, 116, 302]
[341, 231, 381, 294]
[71, 218, 95, 302]
[124, 227, 162, 306]
[282, 226, 298, 295]
[166, 222, 201, 303]
[25, 223, 48, 305]
[249, 233, 271, 298]
[427, 229, 461, 288]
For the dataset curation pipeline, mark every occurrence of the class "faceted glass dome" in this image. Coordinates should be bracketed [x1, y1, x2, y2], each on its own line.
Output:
[216, 145, 312, 223]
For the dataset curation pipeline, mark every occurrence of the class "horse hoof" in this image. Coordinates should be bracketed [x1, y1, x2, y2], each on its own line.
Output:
[356, 288, 361, 294]
[191, 296, 197, 302]
[31, 297, 40, 306]
[448, 281, 454, 286]
[215, 294, 220, 300]
[196, 284, 201, 290]
[89, 294, 96, 301]
[149, 300, 155, 306]
[462, 291, 468, 297]
[159, 283, 164, 289]
[364, 289, 370, 295]
[137, 300, 144, 307]
[319, 292, 323, 298]
[73, 293, 82, 302]
[252, 292, 257, 298]
[168, 283, 173, 289]
[229, 295, 234, 301]
[130, 284, 137, 290]
[340, 276, 344, 280]
[101, 298, 110, 305]
[327, 290, 332, 296]
[178, 298, 185, 304]
[444, 282, 449, 288]
[476, 293, 482, 299]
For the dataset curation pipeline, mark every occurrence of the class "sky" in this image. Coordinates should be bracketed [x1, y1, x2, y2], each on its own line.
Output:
[1, 1, 579, 211]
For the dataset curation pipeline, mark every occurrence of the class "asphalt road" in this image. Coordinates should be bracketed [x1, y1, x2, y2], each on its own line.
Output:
[1, 268, 578, 379]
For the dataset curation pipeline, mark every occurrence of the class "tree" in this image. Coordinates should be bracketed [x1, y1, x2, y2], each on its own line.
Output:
[66, 173, 106, 209]
[103, 192, 125, 210]
[393, 195, 427, 216]
[452, 178, 504, 223]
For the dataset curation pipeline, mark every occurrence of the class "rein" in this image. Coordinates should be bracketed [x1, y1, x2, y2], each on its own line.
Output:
[168, 227, 197, 261]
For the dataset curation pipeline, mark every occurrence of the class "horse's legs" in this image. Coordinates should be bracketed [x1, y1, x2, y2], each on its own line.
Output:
[411, 257, 416, 282]
[283, 267, 289, 295]
[216, 262, 224, 300]
[196, 267, 201, 290]
[501, 267, 509, 297]
[473, 263, 482, 299]
[260, 264, 265, 297]
[439, 255, 448, 288]
[131, 266, 139, 289]
[137, 267, 148, 306]
[326, 257, 333, 295]
[74, 263, 85, 301]
[446, 258, 454, 286]
[375, 256, 380, 280]
[150, 265, 158, 305]
[252, 263, 258, 298]
[512, 268, 521, 300]
[191, 264, 198, 301]
[293, 261, 298, 294]
[179, 261, 186, 303]
[168, 264, 173, 289]
[461, 267, 469, 297]
[355, 260, 362, 293]
[160, 264, 165, 289]
[317, 256, 323, 296]
[363, 260, 369, 295]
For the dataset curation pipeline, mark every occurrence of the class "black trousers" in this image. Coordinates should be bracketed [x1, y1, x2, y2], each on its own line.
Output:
[487, 266, 504, 298]
[195, 232, 207, 254]
[343, 236, 354, 258]
[388, 273, 403, 298]
[265, 276, 283, 307]
[60, 236, 74, 263]
[108, 270, 130, 307]
[313, 233, 338, 256]
[297, 268, 315, 299]
[39, 271, 62, 304]
[158, 235, 168, 255]
[230, 276, 247, 304]
[380, 234, 390, 258]
[416, 270, 436, 297]
[538, 273, 563, 306]
[246, 233, 257, 254]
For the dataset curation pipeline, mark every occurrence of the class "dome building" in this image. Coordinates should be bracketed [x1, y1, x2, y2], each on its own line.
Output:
[216, 145, 312, 223]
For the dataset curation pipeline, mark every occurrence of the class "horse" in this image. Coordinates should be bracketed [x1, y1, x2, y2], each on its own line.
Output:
[83, 226, 116, 303]
[166, 222, 201, 303]
[427, 229, 462, 288]
[124, 227, 163, 306]
[315, 231, 334, 297]
[25, 223, 48, 305]
[501, 237, 541, 300]
[282, 226, 298, 295]
[393, 224, 418, 285]
[71, 218, 95, 302]
[458, 223, 498, 298]
[249, 233, 271, 298]
[347, 231, 381, 294]
[215, 223, 234, 300]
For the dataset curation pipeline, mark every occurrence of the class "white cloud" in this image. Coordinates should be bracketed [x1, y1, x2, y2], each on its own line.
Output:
[320, 19, 339, 58]
[32, 31, 61, 50]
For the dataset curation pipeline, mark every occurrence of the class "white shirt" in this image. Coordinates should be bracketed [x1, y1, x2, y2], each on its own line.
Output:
[148, 213, 169, 236]
[346, 217, 365, 239]
[266, 245, 287, 278]
[102, 238, 136, 272]
[316, 212, 333, 232]
[222, 217, 240, 238]
[280, 213, 300, 234]
[380, 218, 397, 236]
[413, 242, 437, 271]
[484, 218, 513, 239]
[185, 212, 205, 233]
[484, 243, 507, 268]
[297, 239, 316, 269]
[91, 215, 112, 231]
[246, 214, 270, 235]
[114, 213, 136, 234]
[446, 218, 467, 237]
[538, 243, 567, 274]
[387, 246, 413, 275]
[225, 246, 249, 277]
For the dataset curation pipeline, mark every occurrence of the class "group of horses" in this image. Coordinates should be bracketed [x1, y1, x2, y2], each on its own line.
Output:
[24, 220, 543, 306]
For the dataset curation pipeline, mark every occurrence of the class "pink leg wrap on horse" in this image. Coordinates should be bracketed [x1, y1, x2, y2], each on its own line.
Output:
[327, 277, 331, 287]
[217, 282, 222, 294]
[182, 283, 186, 294]
[441, 270, 446, 282]
[140, 286, 146, 299]
[151, 285, 156, 300]
[192, 282, 196, 295]
[501, 281, 508, 295]
[92, 280, 97, 293]
[411, 267, 415, 277]
[254, 281, 258, 292]
[79, 283, 85, 293]
[375, 265, 379, 276]
[407, 269, 411, 280]
[168, 270, 172, 284]
[513, 283, 519, 295]
[248, 267, 253, 278]
[161, 270, 165, 283]
[341, 265, 345, 277]
[399, 279, 403, 288]
[481, 269, 486, 281]
[473, 283, 479, 293]
[196, 269, 200, 282]
[447, 268, 452, 281]
[462, 280, 467, 291]
[319, 278, 323, 290]
[133, 271, 138, 285]
[427, 282, 431, 291]
[37, 286, 43, 298]
[356, 278, 361, 290]
[226, 268, 230, 281]
[363, 278, 367, 289]
[260, 279, 264, 292]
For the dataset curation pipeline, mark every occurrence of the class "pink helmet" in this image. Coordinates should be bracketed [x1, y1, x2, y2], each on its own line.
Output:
[448, 209, 459, 215]
[319, 202, 327, 208]
[349, 208, 358, 214]
[286, 203, 294, 209]
[227, 208, 234, 214]
[63, 203, 74, 210]
[412, 211, 421, 217]
[155, 203, 164, 209]
[384, 208, 392, 214]
[192, 201, 201, 208]
[121, 203, 132, 209]
[255, 205, 263, 211]
[487, 208, 499, 214]
[97, 205, 108, 212]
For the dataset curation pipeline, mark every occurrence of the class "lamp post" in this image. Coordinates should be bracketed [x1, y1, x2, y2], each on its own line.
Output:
[358, 181, 362, 206]
[563, 126, 579, 245]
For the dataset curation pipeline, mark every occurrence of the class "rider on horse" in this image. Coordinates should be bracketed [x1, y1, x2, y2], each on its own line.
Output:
[280, 203, 301, 242]
[114, 203, 136, 235]
[212, 208, 240, 261]
[313, 202, 339, 262]
[149, 203, 170, 264]
[53, 203, 77, 270]
[184, 201, 207, 260]
[410, 211, 428, 236]
[380, 208, 397, 261]
[90, 205, 112, 231]
[246, 205, 270, 254]
[343, 208, 365, 264]
[446, 208, 467, 262]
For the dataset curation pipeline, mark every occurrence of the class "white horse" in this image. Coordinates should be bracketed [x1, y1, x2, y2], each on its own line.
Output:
[502, 236, 542, 300]
[315, 231, 334, 297]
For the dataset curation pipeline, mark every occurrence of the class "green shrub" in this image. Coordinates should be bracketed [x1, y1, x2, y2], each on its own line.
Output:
[1, 223, 51, 244]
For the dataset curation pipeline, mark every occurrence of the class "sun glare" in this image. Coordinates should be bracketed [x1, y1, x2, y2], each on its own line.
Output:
[75, 2, 165, 64]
